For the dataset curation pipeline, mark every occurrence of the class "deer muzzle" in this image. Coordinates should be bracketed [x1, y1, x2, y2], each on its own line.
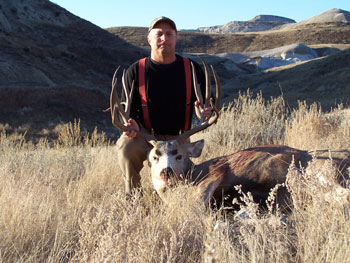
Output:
[160, 167, 175, 182]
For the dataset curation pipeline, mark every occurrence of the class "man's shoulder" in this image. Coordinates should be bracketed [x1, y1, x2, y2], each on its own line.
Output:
[125, 57, 149, 76]
[128, 57, 146, 69]
[177, 55, 200, 66]
[175, 54, 193, 63]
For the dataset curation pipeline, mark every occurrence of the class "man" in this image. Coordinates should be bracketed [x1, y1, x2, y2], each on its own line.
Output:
[116, 16, 212, 195]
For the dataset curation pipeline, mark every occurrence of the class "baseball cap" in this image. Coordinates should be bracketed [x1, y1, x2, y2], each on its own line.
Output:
[148, 16, 177, 33]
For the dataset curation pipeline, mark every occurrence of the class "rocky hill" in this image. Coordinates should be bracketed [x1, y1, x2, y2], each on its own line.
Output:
[188, 15, 295, 33]
[108, 22, 350, 54]
[108, 9, 350, 54]
[183, 9, 349, 34]
[281, 8, 350, 29]
[0, 0, 147, 140]
[233, 48, 350, 109]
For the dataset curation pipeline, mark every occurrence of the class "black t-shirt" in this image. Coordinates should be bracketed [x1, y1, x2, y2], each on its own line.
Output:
[124, 55, 206, 135]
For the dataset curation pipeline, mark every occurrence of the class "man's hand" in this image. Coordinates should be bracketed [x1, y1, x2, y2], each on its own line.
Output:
[195, 101, 212, 121]
[124, 118, 140, 138]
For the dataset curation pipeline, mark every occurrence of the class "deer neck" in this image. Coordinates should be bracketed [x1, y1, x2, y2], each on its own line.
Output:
[190, 161, 211, 186]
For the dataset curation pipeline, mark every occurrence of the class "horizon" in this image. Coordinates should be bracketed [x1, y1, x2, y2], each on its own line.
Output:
[50, 0, 349, 30]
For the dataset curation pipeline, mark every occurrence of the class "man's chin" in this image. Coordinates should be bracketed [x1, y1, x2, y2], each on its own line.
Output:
[159, 46, 173, 52]
[160, 49, 174, 56]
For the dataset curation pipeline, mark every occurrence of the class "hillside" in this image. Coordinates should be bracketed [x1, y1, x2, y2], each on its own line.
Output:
[108, 9, 350, 54]
[0, 0, 147, 140]
[235, 48, 350, 109]
[192, 15, 296, 33]
[107, 22, 350, 54]
[281, 8, 350, 29]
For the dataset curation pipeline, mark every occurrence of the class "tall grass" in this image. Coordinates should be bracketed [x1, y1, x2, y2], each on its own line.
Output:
[0, 93, 349, 262]
[285, 102, 350, 150]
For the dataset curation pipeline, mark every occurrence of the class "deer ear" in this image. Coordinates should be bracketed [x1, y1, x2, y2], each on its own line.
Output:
[183, 139, 205, 158]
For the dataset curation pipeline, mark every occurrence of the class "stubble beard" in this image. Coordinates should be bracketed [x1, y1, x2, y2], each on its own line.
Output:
[158, 44, 175, 57]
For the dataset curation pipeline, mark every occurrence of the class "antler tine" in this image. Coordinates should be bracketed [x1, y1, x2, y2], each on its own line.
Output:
[176, 98, 219, 144]
[175, 58, 221, 144]
[210, 65, 221, 109]
[110, 66, 158, 142]
[110, 66, 128, 132]
[191, 61, 204, 108]
[198, 56, 212, 107]
[121, 69, 135, 123]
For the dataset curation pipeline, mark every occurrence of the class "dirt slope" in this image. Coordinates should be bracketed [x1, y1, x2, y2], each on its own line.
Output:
[0, 0, 148, 140]
[235, 49, 350, 109]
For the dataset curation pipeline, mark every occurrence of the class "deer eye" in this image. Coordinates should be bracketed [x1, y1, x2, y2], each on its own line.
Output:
[176, 155, 182, 161]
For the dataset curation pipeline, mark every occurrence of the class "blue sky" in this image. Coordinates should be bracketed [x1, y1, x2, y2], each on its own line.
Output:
[51, 0, 349, 29]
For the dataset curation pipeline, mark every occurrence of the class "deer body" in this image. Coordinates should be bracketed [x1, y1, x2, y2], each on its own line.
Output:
[149, 143, 309, 206]
[150, 143, 350, 207]
[193, 145, 310, 206]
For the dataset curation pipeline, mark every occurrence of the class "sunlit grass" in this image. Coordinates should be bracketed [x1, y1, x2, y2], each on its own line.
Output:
[0, 93, 349, 262]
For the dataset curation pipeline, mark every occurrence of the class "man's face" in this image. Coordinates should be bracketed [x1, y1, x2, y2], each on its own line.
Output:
[147, 22, 177, 57]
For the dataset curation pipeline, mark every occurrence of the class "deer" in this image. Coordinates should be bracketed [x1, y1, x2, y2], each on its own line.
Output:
[108, 58, 350, 209]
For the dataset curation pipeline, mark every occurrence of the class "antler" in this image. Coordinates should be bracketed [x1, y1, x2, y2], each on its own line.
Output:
[110, 66, 134, 132]
[110, 67, 156, 142]
[177, 57, 221, 144]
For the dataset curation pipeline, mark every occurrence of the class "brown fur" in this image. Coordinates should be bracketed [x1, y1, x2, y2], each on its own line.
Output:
[191, 145, 350, 208]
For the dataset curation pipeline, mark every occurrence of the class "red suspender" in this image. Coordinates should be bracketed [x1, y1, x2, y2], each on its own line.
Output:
[183, 57, 192, 131]
[138, 57, 192, 131]
[138, 57, 151, 129]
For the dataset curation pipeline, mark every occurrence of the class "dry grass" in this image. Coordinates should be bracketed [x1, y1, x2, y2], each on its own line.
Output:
[285, 102, 350, 150]
[1, 93, 350, 262]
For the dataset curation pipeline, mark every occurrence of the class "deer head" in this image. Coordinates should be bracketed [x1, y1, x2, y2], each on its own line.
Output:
[147, 138, 205, 193]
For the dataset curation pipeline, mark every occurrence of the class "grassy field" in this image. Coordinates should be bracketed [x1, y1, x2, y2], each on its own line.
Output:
[1, 92, 350, 262]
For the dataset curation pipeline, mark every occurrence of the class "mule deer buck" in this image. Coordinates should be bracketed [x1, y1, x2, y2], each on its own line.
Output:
[109, 58, 350, 208]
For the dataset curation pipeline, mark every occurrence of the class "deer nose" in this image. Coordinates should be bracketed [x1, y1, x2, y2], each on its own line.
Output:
[160, 167, 174, 182]
[161, 167, 174, 176]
